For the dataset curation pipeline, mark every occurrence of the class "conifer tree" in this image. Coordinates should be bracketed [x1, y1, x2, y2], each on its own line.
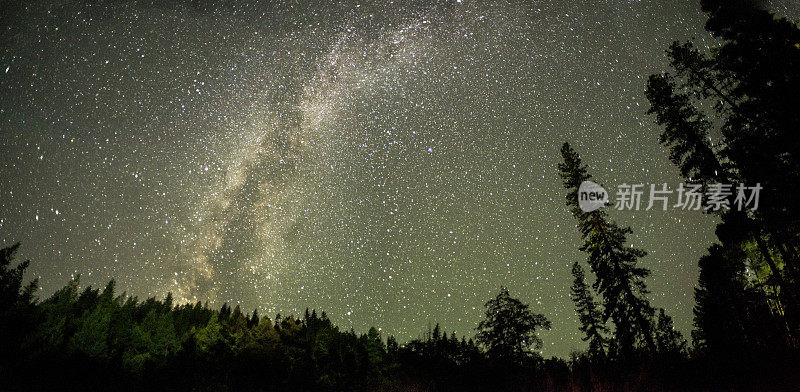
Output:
[654, 308, 687, 357]
[692, 243, 784, 356]
[570, 261, 607, 360]
[559, 142, 656, 357]
[646, 0, 800, 342]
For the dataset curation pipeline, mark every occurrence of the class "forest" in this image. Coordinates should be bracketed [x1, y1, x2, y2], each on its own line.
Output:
[2, 1, 800, 391]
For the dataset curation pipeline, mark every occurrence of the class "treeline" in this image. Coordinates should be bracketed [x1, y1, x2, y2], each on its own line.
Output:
[0, 245, 715, 392]
[0, 243, 796, 392]
[0, 251, 654, 392]
[0, 252, 479, 392]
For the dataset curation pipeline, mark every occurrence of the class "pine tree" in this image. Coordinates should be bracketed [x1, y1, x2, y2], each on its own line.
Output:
[654, 308, 686, 357]
[644, 69, 721, 187]
[363, 327, 385, 370]
[646, 0, 800, 274]
[386, 335, 399, 357]
[646, 0, 800, 342]
[249, 308, 260, 328]
[692, 243, 785, 356]
[0, 243, 38, 313]
[559, 142, 656, 358]
[0, 243, 39, 372]
[570, 261, 607, 360]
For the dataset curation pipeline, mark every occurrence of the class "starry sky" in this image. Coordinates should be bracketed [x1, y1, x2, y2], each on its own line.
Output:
[2, 0, 798, 357]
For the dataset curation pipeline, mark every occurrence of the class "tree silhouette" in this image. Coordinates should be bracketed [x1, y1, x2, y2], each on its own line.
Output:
[646, 0, 800, 345]
[0, 243, 39, 375]
[2, 238, 799, 390]
[570, 261, 607, 360]
[654, 308, 686, 357]
[560, 142, 657, 358]
[476, 287, 550, 364]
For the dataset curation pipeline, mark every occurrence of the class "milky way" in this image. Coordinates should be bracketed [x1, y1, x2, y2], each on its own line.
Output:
[2, 0, 799, 357]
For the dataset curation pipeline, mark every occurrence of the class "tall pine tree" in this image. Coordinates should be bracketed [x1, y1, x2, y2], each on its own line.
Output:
[559, 142, 656, 358]
[570, 261, 607, 360]
[646, 0, 800, 343]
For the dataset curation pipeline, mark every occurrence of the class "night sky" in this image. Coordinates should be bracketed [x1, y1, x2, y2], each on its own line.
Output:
[2, 0, 798, 357]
